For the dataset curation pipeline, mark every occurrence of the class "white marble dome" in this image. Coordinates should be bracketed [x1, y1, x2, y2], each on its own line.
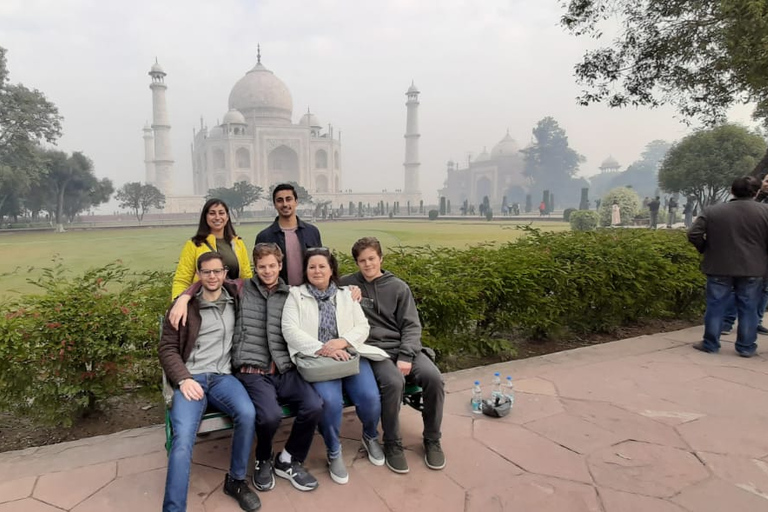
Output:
[491, 131, 519, 159]
[228, 61, 293, 123]
[475, 147, 490, 162]
[222, 108, 246, 125]
[299, 110, 322, 129]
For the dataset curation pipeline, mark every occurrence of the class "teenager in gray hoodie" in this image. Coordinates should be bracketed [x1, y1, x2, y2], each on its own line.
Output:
[340, 237, 446, 474]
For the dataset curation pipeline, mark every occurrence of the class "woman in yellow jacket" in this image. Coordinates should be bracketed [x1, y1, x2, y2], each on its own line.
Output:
[171, 198, 253, 298]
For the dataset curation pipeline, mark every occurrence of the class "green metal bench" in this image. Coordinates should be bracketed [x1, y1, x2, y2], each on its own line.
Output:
[164, 382, 424, 453]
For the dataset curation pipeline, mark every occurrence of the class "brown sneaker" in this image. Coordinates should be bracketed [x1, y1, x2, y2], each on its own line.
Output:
[424, 439, 446, 470]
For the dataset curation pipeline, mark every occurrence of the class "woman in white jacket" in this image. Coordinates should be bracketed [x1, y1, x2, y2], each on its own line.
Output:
[282, 247, 386, 485]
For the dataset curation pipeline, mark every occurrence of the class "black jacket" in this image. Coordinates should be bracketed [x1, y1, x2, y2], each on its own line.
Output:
[687, 198, 768, 277]
[255, 216, 322, 283]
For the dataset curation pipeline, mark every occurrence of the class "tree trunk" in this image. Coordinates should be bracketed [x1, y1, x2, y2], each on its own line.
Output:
[753, 146, 768, 176]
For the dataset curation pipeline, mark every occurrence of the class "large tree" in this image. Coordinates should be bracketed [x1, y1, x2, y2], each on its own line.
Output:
[521, 116, 586, 206]
[116, 182, 165, 222]
[658, 124, 766, 206]
[37, 149, 111, 231]
[560, 0, 768, 173]
[0, 47, 63, 220]
[607, 140, 672, 197]
[206, 180, 263, 222]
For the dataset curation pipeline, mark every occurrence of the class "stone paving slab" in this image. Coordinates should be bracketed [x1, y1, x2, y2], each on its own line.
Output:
[2, 326, 768, 511]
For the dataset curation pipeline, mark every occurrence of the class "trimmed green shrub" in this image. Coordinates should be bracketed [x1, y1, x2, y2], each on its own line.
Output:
[601, 187, 641, 226]
[569, 210, 599, 231]
[2, 229, 704, 424]
[563, 208, 577, 222]
[0, 262, 170, 425]
[485, 209, 493, 221]
[428, 209, 439, 220]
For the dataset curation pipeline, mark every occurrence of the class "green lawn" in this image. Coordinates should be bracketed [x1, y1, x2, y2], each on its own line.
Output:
[0, 219, 568, 297]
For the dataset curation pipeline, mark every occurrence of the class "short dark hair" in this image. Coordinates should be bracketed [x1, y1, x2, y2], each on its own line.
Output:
[302, 247, 340, 286]
[272, 183, 297, 203]
[192, 198, 237, 246]
[197, 251, 224, 270]
[253, 242, 284, 265]
[731, 176, 761, 199]
[351, 236, 383, 260]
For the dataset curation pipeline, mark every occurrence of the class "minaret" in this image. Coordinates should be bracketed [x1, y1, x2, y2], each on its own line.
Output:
[142, 122, 155, 184]
[149, 59, 174, 196]
[403, 81, 420, 193]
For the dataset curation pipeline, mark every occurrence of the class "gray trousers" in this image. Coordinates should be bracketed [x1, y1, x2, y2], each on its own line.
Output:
[369, 351, 445, 443]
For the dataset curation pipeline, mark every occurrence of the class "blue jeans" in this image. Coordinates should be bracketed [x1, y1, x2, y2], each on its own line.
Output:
[702, 276, 762, 356]
[312, 358, 381, 459]
[722, 278, 768, 330]
[163, 373, 256, 512]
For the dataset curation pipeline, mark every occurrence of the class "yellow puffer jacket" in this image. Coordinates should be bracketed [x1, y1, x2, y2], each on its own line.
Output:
[171, 234, 253, 298]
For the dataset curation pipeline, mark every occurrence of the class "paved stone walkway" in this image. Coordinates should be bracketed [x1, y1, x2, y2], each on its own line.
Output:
[1, 326, 767, 511]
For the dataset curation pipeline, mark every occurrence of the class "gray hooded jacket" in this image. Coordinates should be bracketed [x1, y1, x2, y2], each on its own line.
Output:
[339, 270, 422, 362]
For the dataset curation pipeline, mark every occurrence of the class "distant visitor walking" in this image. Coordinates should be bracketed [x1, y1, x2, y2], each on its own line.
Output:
[611, 201, 621, 226]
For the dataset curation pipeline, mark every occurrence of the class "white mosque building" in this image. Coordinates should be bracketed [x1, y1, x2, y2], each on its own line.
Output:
[143, 50, 422, 214]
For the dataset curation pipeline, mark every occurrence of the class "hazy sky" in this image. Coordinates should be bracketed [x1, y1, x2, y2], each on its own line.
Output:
[1, 0, 756, 204]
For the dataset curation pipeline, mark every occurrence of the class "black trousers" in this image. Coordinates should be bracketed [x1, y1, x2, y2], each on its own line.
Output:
[237, 369, 323, 462]
[369, 352, 445, 444]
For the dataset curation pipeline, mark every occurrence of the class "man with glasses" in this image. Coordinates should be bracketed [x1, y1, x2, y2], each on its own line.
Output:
[255, 183, 322, 285]
[169, 243, 324, 494]
[159, 252, 260, 512]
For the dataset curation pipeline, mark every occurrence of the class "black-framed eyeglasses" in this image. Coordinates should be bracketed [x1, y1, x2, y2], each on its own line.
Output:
[199, 267, 228, 277]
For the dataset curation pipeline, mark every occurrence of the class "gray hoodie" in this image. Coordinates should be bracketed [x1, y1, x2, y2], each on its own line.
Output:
[340, 270, 422, 362]
[185, 288, 235, 375]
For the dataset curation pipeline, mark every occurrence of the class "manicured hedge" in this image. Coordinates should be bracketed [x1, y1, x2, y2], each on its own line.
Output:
[0, 229, 704, 424]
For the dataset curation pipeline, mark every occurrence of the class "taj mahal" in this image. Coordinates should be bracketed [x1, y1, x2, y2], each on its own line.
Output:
[142, 49, 423, 213]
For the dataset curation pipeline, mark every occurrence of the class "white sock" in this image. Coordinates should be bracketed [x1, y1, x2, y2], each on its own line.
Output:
[279, 449, 292, 464]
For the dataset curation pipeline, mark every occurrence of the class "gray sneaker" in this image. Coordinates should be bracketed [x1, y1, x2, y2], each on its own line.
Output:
[424, 439, 446, 470]
[362, 436, 385, 466]
[383, 441, 409, 474]
[327, 456, 348, 485]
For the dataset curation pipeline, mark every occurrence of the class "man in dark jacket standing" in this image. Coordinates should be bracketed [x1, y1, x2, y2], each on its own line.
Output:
[159, 252, 260, 512]
[340, 237, 445, 474]
[687, 176, 768, 357]
[648, 196, 661, 229]
[255, 183, 322, 285]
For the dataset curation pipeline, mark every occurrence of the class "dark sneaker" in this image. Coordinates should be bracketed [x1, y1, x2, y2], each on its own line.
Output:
[327, 456, 349, 485]
[362, 436, 385, 466]
[223, 473, 261, 512]
[274, 457, 318, 492]
[424, 439, 446, 470]
[737, 350, 757, 358]
[383, 441, 409, 474]
[252, 459, 275, 491]
[692, 342, 717, 354]
[758, 325, 768, 335]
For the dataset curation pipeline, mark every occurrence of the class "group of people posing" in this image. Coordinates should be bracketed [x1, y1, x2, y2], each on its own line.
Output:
[159, 184, 445, 512]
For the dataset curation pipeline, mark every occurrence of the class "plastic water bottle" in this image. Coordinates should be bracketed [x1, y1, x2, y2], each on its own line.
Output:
[491, 372, 503, 404]
[471, 381, 483, 414]
[505, 375, 515, 407]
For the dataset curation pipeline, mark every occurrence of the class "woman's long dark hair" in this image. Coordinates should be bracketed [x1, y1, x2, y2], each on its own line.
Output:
[191, 198, 237, 246]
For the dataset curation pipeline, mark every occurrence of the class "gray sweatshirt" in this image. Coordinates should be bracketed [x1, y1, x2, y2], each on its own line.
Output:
[185, 288, 235, 375]
[339, 270, 422, 362]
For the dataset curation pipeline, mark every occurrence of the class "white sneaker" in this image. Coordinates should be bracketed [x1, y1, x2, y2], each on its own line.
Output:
[362, 436, 385, 466]
[328, 457, 348, 485]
